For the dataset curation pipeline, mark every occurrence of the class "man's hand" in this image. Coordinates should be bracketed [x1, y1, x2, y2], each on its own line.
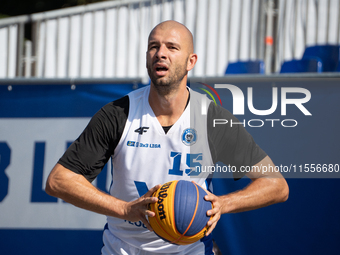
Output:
[46, 164, 162, 232]
[123, 184, 161, 231]
[201, 156, 289, 237]
[204, 191, 223, 236]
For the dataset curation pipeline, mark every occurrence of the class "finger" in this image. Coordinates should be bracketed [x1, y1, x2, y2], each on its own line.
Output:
[206, 221, 217, 236]
[142, 196, 158, 205]
[144, 208, 156, 218]
[204, 193, 216, 202]
[140, 215, 153, 231]
[207, 211, 220, 230]
[144, 184, 161, 197]
[207, 206, 219, 217]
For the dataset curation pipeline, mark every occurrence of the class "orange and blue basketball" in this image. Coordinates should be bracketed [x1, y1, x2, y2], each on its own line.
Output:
[148, 180, 212, 245]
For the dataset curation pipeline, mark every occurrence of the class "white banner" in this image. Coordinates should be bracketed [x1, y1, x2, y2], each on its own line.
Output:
[0, 118, 109, 229]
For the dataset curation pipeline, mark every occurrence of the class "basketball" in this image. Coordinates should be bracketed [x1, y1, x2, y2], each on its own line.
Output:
[148, 180, 212, 245]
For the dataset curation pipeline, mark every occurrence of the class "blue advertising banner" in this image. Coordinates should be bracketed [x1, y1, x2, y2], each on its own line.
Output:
[190, 79, 340, 179]
[0, 77, 339, 255]
[0, 83, 140, 254]
[190, 76, 340, 255]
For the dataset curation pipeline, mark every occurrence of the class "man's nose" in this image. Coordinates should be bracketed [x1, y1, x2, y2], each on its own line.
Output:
[156, 44, 167, 59]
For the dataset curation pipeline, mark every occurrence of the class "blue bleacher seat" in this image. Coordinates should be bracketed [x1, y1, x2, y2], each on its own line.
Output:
[225, 60, 265, 74]
[336, 62, 340, 72]
[280, 57, 323, 73]
[302, 45, 340, 72]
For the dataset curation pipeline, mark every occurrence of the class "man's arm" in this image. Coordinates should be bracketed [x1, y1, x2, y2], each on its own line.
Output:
[45, 163, 159, 231]
[204, 155, 289, 235]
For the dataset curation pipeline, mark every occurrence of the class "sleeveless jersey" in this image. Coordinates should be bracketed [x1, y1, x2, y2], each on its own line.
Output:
[105, 86, 214, 253]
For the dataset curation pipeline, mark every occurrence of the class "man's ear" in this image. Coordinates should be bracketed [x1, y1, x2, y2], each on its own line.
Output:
[187, 53, 198, 71]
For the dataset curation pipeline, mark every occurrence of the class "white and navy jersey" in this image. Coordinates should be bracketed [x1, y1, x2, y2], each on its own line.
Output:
[58, 85, 266, 254]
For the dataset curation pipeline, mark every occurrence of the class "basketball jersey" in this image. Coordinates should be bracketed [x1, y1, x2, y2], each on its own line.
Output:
[104, 86, 214, 253]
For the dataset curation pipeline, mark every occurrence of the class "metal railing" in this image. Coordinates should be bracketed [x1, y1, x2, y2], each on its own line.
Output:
[9, 0, 340, 78]
[6, 0, 338, 78]
[0, 0, 267, 79]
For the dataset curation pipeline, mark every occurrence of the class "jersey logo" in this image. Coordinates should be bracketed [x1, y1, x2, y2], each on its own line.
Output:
[182, 128, 197, 146]
[127, 141, 136, 146]
[135, 126, 149, 135]
[126, 141, 161, 148]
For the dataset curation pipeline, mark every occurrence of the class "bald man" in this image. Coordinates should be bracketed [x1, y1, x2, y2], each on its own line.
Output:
[46, 21, 288, 255]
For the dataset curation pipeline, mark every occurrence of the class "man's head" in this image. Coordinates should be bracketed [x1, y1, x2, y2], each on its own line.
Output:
[146, 20, 197, 95]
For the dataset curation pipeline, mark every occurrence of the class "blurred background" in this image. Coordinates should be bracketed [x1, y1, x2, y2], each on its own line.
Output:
[1, 0, 339, 79]
[0, 0, 340, 254]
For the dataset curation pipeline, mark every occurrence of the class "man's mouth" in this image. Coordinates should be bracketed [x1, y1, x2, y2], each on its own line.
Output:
[154, 64, 169, 76]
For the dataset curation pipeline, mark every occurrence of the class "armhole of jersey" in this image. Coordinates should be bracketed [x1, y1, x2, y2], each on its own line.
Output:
[206, 101, 217, 164]
[110, 87, 149, 158]
[115, 86, 149, 148]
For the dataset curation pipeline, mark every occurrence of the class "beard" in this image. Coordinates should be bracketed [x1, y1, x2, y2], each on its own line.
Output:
[147, 59, 188, 96]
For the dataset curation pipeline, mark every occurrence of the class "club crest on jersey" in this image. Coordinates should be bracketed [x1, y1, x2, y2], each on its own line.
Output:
[182, 128, 197, 146]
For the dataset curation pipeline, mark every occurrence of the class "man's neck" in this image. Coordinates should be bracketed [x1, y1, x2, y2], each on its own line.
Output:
[149, 83, 189, 127]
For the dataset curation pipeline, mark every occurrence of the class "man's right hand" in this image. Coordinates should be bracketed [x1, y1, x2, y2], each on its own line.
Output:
[122, 184, 161, 231]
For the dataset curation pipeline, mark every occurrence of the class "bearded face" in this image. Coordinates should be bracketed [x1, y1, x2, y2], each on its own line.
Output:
[146, 56, 188, 95]
[146, 25, 193, 96]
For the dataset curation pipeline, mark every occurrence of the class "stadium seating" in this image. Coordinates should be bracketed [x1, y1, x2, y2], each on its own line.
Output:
[225, 60, 265, 74]
[280, 57, 323, 73]
[302, 45, 340, 72]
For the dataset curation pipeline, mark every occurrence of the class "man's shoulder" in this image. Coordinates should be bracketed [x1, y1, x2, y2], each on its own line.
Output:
[100, 85, 150, 119]
[96, 96, 130, 124]
[102, 95, 129, 112]
[127, 85, 150, 100]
